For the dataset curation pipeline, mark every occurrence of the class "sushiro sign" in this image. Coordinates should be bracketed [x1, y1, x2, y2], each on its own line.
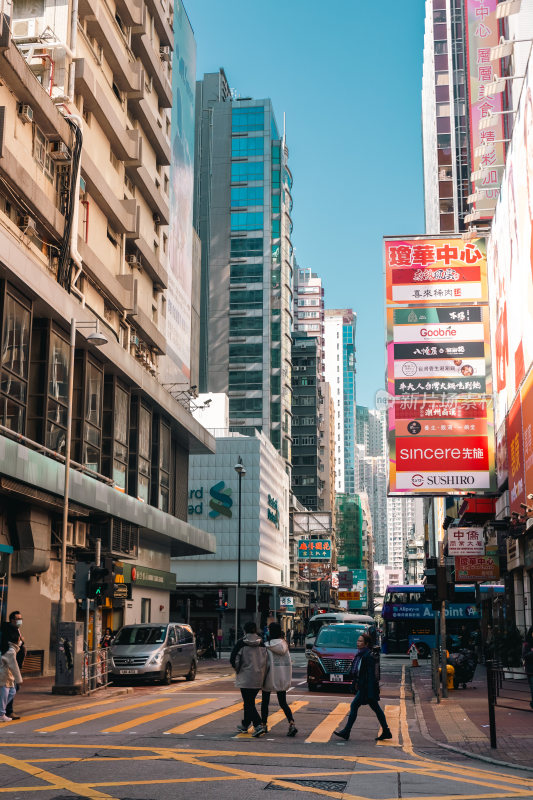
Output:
[188, 482, 233, 519]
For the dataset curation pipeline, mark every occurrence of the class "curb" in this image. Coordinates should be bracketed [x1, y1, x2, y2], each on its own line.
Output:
[409, 671, 533, 774]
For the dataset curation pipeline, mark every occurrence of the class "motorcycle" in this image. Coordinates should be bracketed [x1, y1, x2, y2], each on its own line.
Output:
[448, 648, 477, 689]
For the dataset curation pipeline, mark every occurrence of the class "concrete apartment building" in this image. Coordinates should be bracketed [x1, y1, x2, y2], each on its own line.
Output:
[193, 70, 294, 467]
[324, 309, 356, 494]
[0, 2, 216, 672]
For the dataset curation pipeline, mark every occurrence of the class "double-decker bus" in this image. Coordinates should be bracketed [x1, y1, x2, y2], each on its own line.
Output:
[381, 584, 504, 658]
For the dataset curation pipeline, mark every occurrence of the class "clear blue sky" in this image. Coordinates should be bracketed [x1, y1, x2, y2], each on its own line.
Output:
[188, 0, 426, 407]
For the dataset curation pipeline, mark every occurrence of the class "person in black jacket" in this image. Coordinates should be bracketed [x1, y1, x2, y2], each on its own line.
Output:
[334, 632, 392, 742]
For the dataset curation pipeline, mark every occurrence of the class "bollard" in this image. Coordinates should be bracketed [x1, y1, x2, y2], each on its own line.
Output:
[486, 660, 497, 749]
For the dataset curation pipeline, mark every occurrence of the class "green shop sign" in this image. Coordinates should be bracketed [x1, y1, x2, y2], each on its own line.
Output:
[267, 494, 280, 529]
[122, 563, 176, 591]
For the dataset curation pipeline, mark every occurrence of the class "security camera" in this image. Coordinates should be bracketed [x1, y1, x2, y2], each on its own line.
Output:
[528, 493, 533, 500]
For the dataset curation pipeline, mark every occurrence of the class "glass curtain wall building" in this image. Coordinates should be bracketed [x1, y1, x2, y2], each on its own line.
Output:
[194, 71, 293, 466]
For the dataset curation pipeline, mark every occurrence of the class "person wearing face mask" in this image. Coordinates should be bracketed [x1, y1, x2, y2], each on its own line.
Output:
[0, 632, 23, 722]
[0, 612, 25, 720]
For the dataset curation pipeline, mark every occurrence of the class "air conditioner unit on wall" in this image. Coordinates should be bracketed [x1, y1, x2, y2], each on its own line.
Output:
[159, 46, 171, 63]
[18, 215, 36, 233]
[49, 141, 71, 161]
[127, 254, 140, 267]
[17, 104, 33, 124]
[12, 18, 36, 39]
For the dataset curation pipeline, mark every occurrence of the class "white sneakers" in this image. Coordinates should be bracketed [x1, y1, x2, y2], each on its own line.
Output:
[0, 715, 12, 722]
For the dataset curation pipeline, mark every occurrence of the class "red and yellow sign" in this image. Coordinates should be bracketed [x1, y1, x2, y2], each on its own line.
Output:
[385, 237, 488, 305]
[455, 555, 500, 582]
[508, 394, 526, 515]
[521, 368, 533, 501]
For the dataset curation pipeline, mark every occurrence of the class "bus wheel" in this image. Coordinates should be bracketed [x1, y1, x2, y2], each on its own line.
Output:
[308, 683, 318, 692]
[416, 643, 430, 659]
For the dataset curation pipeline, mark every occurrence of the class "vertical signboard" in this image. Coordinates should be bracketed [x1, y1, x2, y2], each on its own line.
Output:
[507, 394, 526, 516]
[465, 0, 505, 218]
[521, 369, 533, 501]
[162, 0, 196, 382]
[385, 236, 495, 495]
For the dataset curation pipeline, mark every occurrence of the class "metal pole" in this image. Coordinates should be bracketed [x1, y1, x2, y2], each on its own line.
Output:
[486, 660, 497, 749]
[440, 598, 448, 698]
[237, 469, 242, 636]
[58, 318, 76, 626]
[435, 610, 441, 703]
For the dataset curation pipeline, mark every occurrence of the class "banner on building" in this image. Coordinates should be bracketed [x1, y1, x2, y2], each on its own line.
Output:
[455, 555, 500, 582]
[447, 527, 485, 556]
[385, 237, 488, 305]
[521, 368, 533, 501]
[465, 0, 505, 219]
[349, 568, 368, 609]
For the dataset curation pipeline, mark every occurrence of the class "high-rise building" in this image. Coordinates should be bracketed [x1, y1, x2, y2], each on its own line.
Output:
[355, 406, 388, 565]
[320, 381, 336, 516]
[324, 309, 356, 494]
[293, 265, 325, 377]
[386, 497, 425, 576]
[194, 70, 293, 465]
[291, 332, 323, 510]
[0, 2, 216, 668]
[422, 0, 470, 234]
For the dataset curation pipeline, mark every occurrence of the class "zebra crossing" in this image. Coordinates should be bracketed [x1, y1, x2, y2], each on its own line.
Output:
[0, 689, 401, 745]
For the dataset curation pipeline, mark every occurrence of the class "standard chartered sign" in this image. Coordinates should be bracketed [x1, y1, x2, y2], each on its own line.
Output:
[188, 482, 233, 519]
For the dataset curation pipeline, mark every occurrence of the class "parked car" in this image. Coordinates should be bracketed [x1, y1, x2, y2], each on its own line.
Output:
[109, 623, 197, 684]
[307, 623, 371, 691]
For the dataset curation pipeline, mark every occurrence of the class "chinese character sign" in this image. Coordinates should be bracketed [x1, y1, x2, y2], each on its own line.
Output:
[521, 370, 533, 502]
[385, 237, 488, 304]
[507, 394, 526, 515]
[297, 539, 332, 561]
[455, 555, 500, 582]
[448, 527, 485, 556]
[466, 0, 505, 218]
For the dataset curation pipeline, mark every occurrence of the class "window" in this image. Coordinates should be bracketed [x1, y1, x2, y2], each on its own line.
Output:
[271, 193, 280, 213]
[230, 238, 263, 258]
[152, 417, 170, 512]
[229, 370, 263, 390]
[46, 331, 70, 454]
[129, 397, 152, 504]
[84, 360, 103, 472]
[229, 342, 262, 363]
[230, 263, 263, 283]
[231, 162, 264, 182]
[229, 397, 262, 413]
[231, 212, 263, 231]
[232, 107, 264, 132]
[103, 378, 129, 492]
[229, 290, 263, 310]
[231, 186, 264, 207]
[271, 169, 280, 189]
[231, 136, 264, 157]
[33, 126, 55, 182]
[229, 317, 263, 336]
[271, 218, 281, 238]
[0, 285, 31, 434]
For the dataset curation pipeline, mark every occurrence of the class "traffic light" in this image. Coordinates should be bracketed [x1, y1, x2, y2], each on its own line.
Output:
[216, 590, 228, 611]
[87, 565, 109, 604]
[74, 562, 92, 600]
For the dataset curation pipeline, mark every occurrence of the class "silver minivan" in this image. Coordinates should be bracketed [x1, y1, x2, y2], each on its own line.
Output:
[109, 623, 197, 684]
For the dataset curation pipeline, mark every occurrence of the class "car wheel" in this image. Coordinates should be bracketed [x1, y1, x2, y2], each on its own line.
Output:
[185, 660, 197, 681]
[162, 663, 172, 685]
[416, 642, 430, 659]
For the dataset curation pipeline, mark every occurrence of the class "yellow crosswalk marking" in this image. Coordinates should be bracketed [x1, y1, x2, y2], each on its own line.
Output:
[304, 701, 350, 743]
[101, 698, 215, 733]
[6, 696, 127, 727]
[164, 700, 244, 734]
[36, 698, 168, 733]
[235, 701, 308, 738]
[376, 705, 400, 746]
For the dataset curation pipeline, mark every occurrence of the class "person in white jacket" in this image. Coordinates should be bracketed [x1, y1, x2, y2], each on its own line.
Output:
[0, 641, 23, 722]
[261, 622, 297, 736]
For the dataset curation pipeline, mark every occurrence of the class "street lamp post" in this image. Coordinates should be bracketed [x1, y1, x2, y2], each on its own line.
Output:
[58, 318, 108, 628]
[234, 457, 246, 639]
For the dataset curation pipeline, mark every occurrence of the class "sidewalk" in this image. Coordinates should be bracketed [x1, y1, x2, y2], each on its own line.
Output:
[411, 661, 533, 770]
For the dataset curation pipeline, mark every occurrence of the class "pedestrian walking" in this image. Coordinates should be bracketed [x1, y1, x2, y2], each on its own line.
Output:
[261, 622, 297, 736]
[0, 635, 23, 722]
[0, 611, 25, 720]
[230, 621, 267, 737]
[99, 628, 113, 648]
[334, 632, 392, 742]
[285, 628, 292, 647]
[522, 626, 533, 710]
